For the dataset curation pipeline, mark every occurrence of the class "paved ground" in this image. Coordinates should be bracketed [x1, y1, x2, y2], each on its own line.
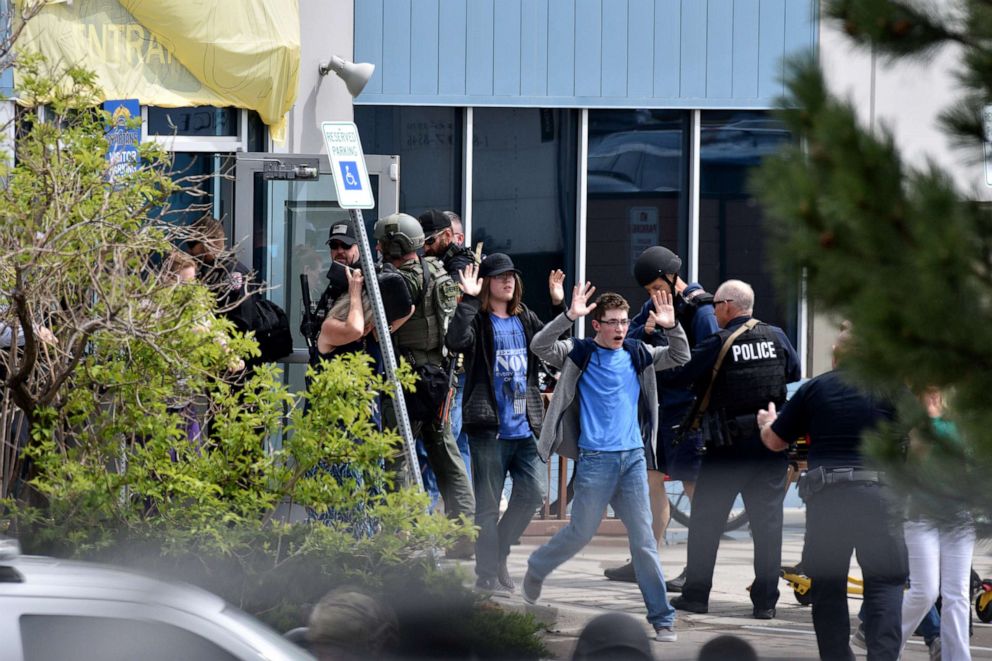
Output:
[446, 509, 992, 660]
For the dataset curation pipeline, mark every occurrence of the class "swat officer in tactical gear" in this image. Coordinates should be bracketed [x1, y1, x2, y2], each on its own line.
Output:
[668, 279, 800, 620]
[373, 213, 476, 525]
[604, 246, 720, 590]
[418, 209, 477, 279]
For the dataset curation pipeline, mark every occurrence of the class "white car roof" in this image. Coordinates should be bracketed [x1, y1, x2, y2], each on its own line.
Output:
[2, 555, 227, 613]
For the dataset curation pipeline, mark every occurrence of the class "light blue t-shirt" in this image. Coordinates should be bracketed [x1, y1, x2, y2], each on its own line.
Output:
[491, 315, 531, 439]
[577, 345, 642, 451]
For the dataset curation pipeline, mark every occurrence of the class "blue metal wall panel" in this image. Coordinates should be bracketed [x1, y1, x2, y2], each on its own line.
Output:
[546, 0, 576, 97]
[493, 0, 522, 96]
[574, 0, 602, 97]
[520, 0, 549, 97]
[679, 0, 707, 99]
[601, 1, 628, 98]
[354, 0, 818, 107]
[758, 0, 788, 101]
[626, 0, 654, 98]
[410, 0, 440, 95]
[353, 0, 383, 95]
[732, 0, 761, 99]
[466, 0, 494, 96]
[381, 0, 412, 94]
[785, 0, 817, 64]
[706, 0, 734, 98]
[653, 0, 681, 99]
[437, 0, 467, 95]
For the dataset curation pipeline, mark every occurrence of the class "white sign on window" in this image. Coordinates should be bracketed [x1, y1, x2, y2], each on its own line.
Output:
[629, 207, 660, 265]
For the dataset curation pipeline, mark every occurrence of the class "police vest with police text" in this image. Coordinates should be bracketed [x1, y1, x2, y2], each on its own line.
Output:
[708, 320, 789, 417]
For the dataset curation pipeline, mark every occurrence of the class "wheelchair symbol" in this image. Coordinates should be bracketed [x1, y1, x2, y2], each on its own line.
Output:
[338, 161, 362, 191]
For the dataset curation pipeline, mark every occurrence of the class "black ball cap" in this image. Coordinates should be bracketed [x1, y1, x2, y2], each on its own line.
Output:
[479, 253, 519, 278]
[633, 246, 682, 287]
[326, 221, 357, 247]
[417, 209, 451, 234]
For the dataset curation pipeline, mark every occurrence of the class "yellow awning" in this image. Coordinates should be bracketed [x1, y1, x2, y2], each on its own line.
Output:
[16, 0, 300, 143]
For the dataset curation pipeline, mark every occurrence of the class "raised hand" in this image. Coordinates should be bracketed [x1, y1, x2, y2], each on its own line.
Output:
[568, 281, 597, 320]
[648, 289, 675, 330]
[548, 269, 566, 305]
[346, 266, 364, 298]
[458, 263, 483, 297]
[757, 401, 778, 429]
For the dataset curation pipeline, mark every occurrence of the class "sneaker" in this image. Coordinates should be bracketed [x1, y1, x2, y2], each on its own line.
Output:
[522, 570, 543, 604]
[604, 560, 637, 583]
[851, 623, 867, 650]
[927, 636, 941, 661]
[670, 595, 708, 614]
[665, 567, 687, 593]
[497, 560, 515, 592]
[752, 607, 776, 620]
[654, 626, 678, 643]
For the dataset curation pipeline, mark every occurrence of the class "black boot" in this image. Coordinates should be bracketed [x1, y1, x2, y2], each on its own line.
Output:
[604, 560, 637, 583]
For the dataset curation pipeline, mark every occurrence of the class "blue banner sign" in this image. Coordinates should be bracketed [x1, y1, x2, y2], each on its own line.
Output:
[104, 99, 141, 184]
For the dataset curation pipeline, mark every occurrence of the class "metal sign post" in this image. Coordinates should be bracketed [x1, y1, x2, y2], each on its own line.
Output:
[321, 121, 422, 491]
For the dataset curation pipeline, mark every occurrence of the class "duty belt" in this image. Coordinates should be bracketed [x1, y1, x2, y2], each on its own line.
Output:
[822, 467, 884, 485]
[798, 466, 885, 501]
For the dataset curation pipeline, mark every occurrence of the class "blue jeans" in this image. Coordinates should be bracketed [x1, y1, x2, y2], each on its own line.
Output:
[470, 431, 546, 580]
[528, 447, 675, 628]
[450, 372, 471, 481]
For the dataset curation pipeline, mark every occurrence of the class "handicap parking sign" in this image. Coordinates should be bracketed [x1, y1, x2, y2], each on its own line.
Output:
[338, 161, 361, 190]
[320, 121, 375, 209]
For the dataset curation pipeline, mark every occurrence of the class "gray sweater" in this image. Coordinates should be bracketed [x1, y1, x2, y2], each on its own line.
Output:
[530, 312, 690, 468]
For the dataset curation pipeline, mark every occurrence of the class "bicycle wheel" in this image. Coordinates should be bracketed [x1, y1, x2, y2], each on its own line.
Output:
[666, 480, 749, 532]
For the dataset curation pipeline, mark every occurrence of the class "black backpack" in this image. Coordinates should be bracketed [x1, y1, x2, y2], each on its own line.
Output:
[250, 294, 294, 362]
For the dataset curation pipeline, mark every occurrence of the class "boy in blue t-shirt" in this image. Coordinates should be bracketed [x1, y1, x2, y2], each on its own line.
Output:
[523, 283, 690, 642]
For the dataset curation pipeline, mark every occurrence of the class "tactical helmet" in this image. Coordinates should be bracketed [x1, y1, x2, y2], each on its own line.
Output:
[633, 246, 682, 287]
[373, 213, 424, 258]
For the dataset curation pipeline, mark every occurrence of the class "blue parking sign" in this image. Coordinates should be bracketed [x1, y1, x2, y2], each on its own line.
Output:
[338, 161, 362, 190]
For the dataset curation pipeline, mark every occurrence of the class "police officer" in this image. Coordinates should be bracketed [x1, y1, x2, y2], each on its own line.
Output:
[372, 213, 475, 527]
[418, 209, 476, 278]
[669, 279, 800, 619]
[605, 246, 720, 588]
[758, 331, 907, 660]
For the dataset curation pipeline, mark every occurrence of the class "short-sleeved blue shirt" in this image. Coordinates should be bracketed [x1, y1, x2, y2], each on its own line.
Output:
[577, 346, 642, 452]
[491, 315, 531, 439]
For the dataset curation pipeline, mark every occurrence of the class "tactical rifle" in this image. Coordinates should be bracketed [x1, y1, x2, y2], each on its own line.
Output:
[299, 273, 321, 367]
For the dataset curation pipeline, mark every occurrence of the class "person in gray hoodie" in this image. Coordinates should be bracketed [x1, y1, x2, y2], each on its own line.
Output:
[522, 282, 689, 642]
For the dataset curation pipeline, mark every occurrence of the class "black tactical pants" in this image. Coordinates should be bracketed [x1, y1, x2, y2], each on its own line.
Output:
[682, 445, 788, 611]
[804, 482, 908, 661]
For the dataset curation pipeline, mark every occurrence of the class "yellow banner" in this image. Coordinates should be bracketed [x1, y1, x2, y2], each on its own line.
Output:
[17, 0, 300, 143]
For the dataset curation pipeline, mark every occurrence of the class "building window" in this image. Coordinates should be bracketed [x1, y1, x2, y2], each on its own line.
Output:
[471, 108, 578, 324]
[586, 109, 690, 312]
[697, 110, 796, 342]
[147, 106, 239, 136]
[161, 153, 235, 227]
[354, 106, 462, 218]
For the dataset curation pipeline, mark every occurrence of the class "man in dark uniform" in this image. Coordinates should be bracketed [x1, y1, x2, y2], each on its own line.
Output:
[669, 279, 800, 619]
[758, 330, 908, 661]
[305, 221, 366, 361]
[418, 209, 476, 279]
[606, 246, 719, 588]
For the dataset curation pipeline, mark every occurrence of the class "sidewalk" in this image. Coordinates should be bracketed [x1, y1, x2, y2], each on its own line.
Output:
[446, 509, 992, 660]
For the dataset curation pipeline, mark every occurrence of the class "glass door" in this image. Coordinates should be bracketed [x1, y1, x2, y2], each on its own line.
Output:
[233, 153, 399, 394]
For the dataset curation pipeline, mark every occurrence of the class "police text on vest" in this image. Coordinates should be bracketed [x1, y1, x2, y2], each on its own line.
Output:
[733, 342, 777, 362]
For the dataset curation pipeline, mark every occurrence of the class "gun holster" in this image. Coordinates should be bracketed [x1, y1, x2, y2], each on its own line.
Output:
[797, 466, 826, 502]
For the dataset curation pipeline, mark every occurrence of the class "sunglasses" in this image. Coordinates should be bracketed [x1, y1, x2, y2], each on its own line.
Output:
[713, 299, 734, 307]
[327, 240, 351, 250]
[424, 233, 441, 246]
